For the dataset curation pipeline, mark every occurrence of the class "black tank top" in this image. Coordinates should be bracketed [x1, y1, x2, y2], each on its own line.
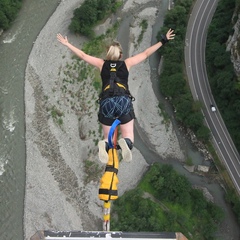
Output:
[100, 60, 129, 91]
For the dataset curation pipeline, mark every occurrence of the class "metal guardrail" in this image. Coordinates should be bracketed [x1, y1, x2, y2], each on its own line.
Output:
[30, 230, 188, 240]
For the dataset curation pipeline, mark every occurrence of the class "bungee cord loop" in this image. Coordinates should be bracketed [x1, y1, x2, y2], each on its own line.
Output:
[99, 119, 121, 231]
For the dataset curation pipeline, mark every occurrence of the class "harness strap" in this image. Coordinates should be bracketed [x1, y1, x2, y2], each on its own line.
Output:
[104, 82, 126, 91]
[98, 61, 135, 102]
[105, 166, 118, 174]
[99, 189, 118, 196]
[108, 62, 123, 96]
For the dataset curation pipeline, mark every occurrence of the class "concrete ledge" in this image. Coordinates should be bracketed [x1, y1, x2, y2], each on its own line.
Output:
[30, 231, 188, 240]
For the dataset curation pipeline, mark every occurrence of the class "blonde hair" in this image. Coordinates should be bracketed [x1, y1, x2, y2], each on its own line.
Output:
[106, 41, 123, 61]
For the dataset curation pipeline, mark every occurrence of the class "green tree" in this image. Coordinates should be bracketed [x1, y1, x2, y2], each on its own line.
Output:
[184, 111, 203, 131]
[175, 95, 192, 122]
[196, 125, 210, 142]
[164, 6, 187, 27]
[0, 0, 22, 30]
[161, 60, 182, 76]
[160, 73, 186, 98]
[213, 51, 231, 69]
[97, 0, 111, 19]
[175, 0, 193, 9]
[190, 189, 207, 217]
[69, 0, 119, 37]
[0, 10, 9, 29]
[148, 215, 164, 231]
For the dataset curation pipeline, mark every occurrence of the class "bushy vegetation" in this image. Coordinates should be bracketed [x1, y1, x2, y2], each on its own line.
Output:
[0, 0, 23, 30]
[205, 0, 240, 152]
[69, 0, 122, 38]
[225, 188, 240, 224]
[157, 0, 211, 142]
[205, 0, 240, 224]
[111, 163, 224, 240]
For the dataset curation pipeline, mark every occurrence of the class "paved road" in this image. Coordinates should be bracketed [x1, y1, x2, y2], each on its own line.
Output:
[185, 0, 240, 195]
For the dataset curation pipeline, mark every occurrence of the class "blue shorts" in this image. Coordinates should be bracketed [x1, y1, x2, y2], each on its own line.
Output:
[98, 96, 135, 126]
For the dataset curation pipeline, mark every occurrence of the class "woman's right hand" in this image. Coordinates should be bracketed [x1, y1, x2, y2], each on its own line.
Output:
[57, 33, 69, 46]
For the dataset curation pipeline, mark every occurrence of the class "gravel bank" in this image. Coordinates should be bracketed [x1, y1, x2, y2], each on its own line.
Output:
[24, 0, 183, 239]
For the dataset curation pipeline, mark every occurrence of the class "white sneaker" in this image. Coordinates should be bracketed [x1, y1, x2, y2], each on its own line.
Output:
[118, 138, 132, 162]
[98, 140, 108, 164]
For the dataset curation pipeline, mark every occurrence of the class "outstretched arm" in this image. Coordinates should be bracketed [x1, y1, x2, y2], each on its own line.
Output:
[57, 33, 104, 70]
[125, 29, 175, 70]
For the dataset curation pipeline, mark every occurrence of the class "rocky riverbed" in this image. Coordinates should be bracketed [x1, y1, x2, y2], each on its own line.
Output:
[24, 0, 184, 239]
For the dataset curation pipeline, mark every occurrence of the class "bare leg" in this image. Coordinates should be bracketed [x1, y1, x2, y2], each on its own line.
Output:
[101, 119, 134, 142]
[119, 119, 134, 142]
[102, 124, 112, 141]
[99, 120, 134, 163]
[119, 119, 134, 162]
[98, 124, 111, 163]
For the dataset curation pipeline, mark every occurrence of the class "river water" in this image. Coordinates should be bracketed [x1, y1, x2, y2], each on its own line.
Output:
[0, 1, 59, 239]
[0, 0, 239, 240]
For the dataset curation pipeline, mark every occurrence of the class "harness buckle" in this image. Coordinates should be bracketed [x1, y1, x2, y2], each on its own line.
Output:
[110, 63, 117, 72]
